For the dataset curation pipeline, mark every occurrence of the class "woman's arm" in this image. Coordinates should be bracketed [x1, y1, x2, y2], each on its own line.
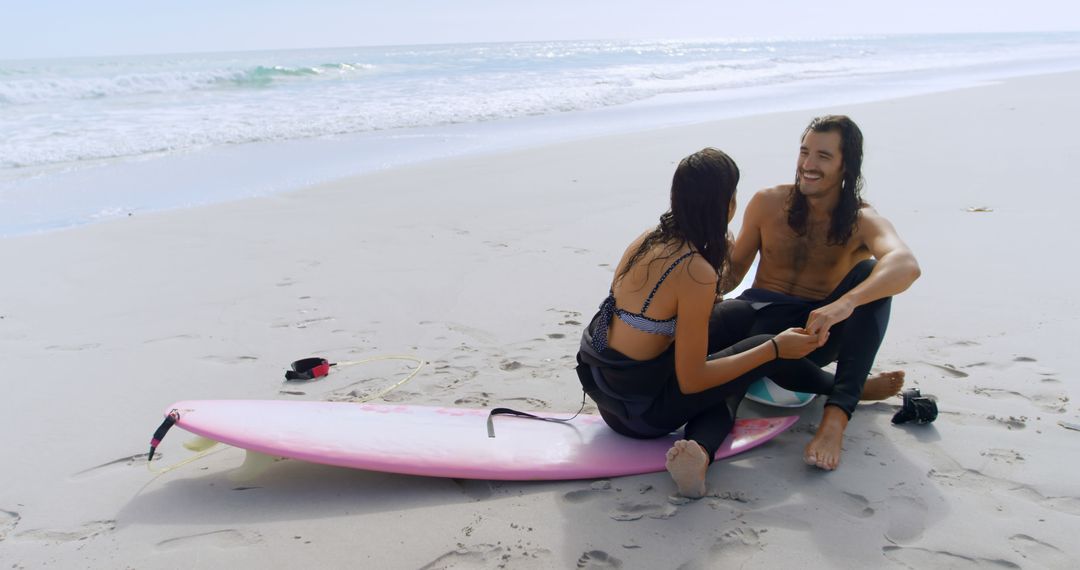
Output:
[674, 256, 820, 394]
[672, 257, 776, 394]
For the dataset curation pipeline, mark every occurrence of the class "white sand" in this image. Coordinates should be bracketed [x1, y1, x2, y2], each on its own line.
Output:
[2, 71, 1079, 568]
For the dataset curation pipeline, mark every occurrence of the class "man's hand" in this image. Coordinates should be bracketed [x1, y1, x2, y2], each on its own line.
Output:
[805, 297, 855, 347]
[774, 327, 821, 359]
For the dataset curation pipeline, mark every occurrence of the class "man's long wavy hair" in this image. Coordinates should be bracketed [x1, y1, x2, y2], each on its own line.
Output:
[788, 115, 865, 245]
[617, 148, 738, 291]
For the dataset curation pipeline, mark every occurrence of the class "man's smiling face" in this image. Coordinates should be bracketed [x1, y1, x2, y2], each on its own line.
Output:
[796, 129, 845, 198]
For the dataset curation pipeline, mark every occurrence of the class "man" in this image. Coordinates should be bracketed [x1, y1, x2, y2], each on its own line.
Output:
[720, 115, 921, 470]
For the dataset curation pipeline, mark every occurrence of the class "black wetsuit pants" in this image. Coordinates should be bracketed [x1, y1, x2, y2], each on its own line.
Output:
[719, 259, 893, 418]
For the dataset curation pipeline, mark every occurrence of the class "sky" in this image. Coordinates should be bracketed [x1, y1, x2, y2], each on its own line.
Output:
[2, 0, 1080, 60]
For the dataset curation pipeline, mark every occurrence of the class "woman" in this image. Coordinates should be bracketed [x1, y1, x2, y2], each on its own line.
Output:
[575, 148, 834, 497]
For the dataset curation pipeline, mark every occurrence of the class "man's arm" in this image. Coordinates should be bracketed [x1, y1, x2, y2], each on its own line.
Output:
[805, 208, 921, 344]
[719, 190, 767, 295]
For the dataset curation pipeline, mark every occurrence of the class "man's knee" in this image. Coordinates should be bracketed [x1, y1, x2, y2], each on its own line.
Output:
[856, 295, 892, 338]
[708, 300, 758, 352]
[847, 258, 877, 285]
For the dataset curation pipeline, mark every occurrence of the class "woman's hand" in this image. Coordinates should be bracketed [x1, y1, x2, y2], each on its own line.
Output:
[773, 327, 821, 359]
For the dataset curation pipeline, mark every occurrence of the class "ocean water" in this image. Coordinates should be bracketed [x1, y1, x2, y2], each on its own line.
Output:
[3, 33, 1080, 236]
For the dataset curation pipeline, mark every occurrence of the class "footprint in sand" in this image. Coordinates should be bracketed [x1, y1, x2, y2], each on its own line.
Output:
[707, 490, 753, 504]
[1009, 534, 1072, 568]
[707, 527, 765, 568]
[921, 361, 969, 378]
[324, 385, 417, 403]
[425, 544, 552, 570]
[980, 448, 1025, 464]
[200, 355, 259, 365]
[445, 322, 499, 344]
[882, 545, 1019, 568]
[44, 343, 101, 351]
[563, 481, 614, 503]
[17, 520, 116, 543]
[155, 529, 262, 551]
[576, 550, 622, 569]
[143, 333, 199, 344]
[985, 414, 1028, 430]
[454, 392, 492, 407]
[883, 495, 928, 544]
[372, 389, 420, 404]
[501, 396, 549, 408]
[293, 316, 335, 329]
[972, 387, 1068, 414]
[928, 464, 1080, 516]
[1, 509, 20, 541]
[608, 500, 678, 521]
[420, 544, 500, 569]
[500, 360, 525, 371]
[547, 308, 583, 319]
[837, 492, 876, 518]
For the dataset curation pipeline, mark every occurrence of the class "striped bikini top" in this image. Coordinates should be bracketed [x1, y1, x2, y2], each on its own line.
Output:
[591, 252, 695, 353]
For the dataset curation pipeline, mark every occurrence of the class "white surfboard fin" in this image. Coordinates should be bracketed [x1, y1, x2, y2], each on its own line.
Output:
[228, 450, 283, 482]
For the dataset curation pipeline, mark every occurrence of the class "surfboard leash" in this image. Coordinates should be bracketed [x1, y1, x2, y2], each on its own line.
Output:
[147, 409, 179, 464]
[145, 409, 226, 475]
[286, 354, 426, 403]
[486, 390, 587, 438]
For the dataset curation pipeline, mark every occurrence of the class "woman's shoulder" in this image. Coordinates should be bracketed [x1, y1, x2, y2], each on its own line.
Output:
[650, 247, 715, 290]
[679, 252, 718, 285]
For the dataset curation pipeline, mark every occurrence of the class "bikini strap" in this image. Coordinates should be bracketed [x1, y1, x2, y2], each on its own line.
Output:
[590, 292, 617, 353]
[640, 252, 695, 314]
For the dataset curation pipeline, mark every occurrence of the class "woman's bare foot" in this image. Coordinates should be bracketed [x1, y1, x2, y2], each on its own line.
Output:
[804, 406, 849, 471]
[860, 370, 906, 401]
[665, 440, 709, 498]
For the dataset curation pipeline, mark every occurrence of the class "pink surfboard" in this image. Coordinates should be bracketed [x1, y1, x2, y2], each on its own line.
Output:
[166, 400, 797, 481]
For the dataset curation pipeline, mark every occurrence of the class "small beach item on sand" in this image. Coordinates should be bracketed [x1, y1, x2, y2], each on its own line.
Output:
[965, 206, 994, 213]
[284, 357, 332, 381]
[283, 355, 425, 391]
[891, 388, 938, 425]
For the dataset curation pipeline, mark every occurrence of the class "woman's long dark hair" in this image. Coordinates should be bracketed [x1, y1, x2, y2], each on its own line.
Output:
[616, 148, 739, 290]
[788, 115, 865, 245]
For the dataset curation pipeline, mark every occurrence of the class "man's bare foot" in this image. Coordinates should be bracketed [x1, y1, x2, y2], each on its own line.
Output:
[804, 406, 849, 471]
[860, 370, 905, 401]
[665, 440, 708, 498]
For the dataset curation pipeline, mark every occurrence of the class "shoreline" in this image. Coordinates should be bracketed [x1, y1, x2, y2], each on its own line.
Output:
[5, 58, 1080, 238]
[2, 70, 1079, 568]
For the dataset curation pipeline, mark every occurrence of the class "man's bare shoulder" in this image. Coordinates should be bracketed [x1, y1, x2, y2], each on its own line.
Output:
[746, 185, 791, 214]
[754, 185, 792, 202]
[856, 203, 893, 232]
[854, 203, 910, 253]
